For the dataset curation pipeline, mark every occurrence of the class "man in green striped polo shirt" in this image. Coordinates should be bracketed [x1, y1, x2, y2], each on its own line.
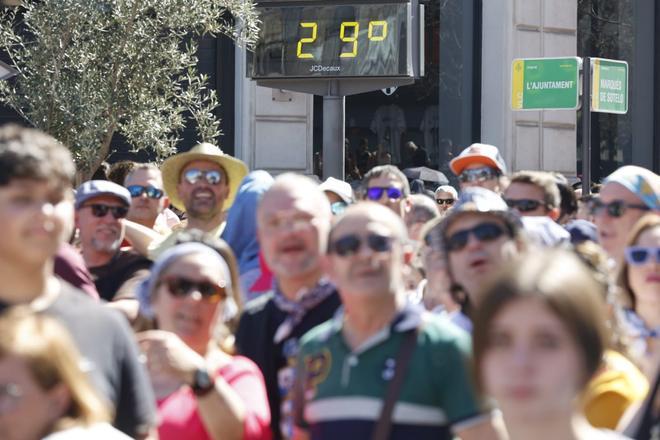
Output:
[293, 203, 501, 440]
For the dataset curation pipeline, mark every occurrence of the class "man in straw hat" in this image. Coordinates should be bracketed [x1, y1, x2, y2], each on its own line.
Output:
[128, 143, 248, 259]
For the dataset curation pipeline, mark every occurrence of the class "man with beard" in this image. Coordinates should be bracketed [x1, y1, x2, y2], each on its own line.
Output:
[236, 173, 341, 440]
[292, 203, 500, 440]
[146, 142, 248, 259]
[75, 180, 151, 321]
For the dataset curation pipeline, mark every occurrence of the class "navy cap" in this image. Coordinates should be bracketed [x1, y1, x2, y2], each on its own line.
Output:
[564, 219, 598, 244]
[75, 180, 131, 209]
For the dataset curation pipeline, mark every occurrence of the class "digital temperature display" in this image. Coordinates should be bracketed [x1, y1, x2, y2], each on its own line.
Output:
[252, 3, 411, 78]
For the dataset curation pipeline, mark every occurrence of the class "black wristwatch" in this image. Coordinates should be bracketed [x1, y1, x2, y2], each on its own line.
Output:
[191, 367, 215, 397]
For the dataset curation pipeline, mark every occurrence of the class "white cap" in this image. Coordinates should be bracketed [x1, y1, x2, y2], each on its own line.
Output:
[319, 177, 354, 204]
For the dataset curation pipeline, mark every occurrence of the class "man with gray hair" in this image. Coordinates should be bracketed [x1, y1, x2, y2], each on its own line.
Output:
[236, 173, 341, 440]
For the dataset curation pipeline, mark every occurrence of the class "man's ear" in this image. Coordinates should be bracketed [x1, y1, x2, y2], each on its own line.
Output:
[161, 195, 170, 210]
[73, 211, 81, 229]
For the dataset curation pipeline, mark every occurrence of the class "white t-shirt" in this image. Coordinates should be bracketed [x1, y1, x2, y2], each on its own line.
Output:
[43, 423, 132, 440]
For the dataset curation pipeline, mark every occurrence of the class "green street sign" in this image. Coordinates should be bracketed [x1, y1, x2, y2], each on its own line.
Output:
[591, 58, 628, 114]
[511, 57, 580, 110]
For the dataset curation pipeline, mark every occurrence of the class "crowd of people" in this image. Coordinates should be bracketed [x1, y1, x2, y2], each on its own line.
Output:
[0, 123, 657, 440]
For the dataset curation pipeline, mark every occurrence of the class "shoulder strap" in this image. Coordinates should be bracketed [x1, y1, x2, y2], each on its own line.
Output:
[371, 327, 419, 440]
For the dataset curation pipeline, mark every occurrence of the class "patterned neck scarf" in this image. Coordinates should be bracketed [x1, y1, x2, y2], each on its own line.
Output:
[272, 278, 335, 343]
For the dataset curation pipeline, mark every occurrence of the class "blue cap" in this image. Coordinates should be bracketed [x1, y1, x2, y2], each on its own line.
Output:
[75, 180, 131, 209]
[564, 219, 599, 244]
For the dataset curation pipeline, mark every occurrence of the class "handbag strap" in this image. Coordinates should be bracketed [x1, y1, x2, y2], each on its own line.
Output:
[371, 327, 419, 440]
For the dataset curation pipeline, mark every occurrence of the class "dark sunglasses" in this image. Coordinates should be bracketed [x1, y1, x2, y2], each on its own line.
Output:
[624, 246, 660, 265]
[83, 204, 129, 219]
[458, 167, 498, 183]
[446, 222, 508, 252]
[436, 198, 455, 206]
[589, 199, 650, 218]
[505, 198, 546, 212]
[328, 233, 393, 257]
[366, 186, 403, 201]
[182, 169, 223, 185]
[127, 185, 164, 199]
[161, 276, 226, 302]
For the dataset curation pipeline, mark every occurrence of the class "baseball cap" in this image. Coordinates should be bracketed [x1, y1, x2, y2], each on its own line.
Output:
[449, 143, 507, 176]
[75, 180, 131, 209]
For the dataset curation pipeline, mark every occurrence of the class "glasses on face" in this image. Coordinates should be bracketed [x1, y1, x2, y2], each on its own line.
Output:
[436, 198, 455, 206]
[505, 198, 546, 213]
[127, 185, 164, 199]
[328, 233, 393, 257]
[366, 186, 403, 201]
[83, 204, 129, 219]
[589, 199, 650, 218]
[624, 246, 660, 265]
[182, 168, 223, 185]
[458, 167, 498, 183]
[445, 222, 509, 252]
[161, 276, 226, 303]
[330, 201, 348, 215]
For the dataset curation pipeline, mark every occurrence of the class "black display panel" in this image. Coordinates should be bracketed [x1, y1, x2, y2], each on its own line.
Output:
[252, 3, 411, 78]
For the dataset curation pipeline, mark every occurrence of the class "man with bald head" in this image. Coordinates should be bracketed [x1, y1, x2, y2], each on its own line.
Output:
[293, 203, 500, 440]
[235, 173, 341, 440]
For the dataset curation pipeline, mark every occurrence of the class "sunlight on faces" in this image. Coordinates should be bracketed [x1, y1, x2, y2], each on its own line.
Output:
[0, 355, 68, 440]
[504, 182, 549, 217]
[595, 183, 650, 259]
[0, 179, 72, 267]
[459, 163, 500, 193]
[75, 195, 126, 257]
[125, 168, 166, 226]
[481, 298, 584, 422]
[366, 174, 409, 218]
[445, 213, 519, 304]
[327, 204, 407, 299]
[176, 160, 229, 220]
[151, 253, 227, 354]
[628, 225, 660, 307]
[258, 182, 331, 281]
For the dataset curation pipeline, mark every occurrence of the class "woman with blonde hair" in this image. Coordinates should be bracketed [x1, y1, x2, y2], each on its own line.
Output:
[0, 307, 128, 439]
[137, 240, 271, 440]
[616, 213, 660, 381]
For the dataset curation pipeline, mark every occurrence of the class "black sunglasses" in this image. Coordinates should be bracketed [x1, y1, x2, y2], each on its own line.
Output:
[624, 246, 660, 265]
[366, 186, 403, 201]
[446, 222, 508, 252]
[161, 276, 225, 302]
[83, 204, 129, 219]
[505, 198, 546, 212]
[436, 198, 455, 206]
[458, 167, 498, 183]
[182, 169, 223, 185]
[589, 199, 650, 218]
[329, 233, 393, 257]
[127, 185, 164, 199]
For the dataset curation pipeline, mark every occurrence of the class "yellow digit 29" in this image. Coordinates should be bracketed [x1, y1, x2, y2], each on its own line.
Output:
[297, 22, 317, 59]
[339, 21, 359, 58]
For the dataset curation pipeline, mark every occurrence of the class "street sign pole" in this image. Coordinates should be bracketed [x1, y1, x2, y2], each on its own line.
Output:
[322, 82, 345, 180]
[581, 57, 592, 196]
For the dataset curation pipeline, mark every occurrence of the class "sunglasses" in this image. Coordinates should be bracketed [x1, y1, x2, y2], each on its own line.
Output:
[624, 246, 660, 265]
[161, 276, 226, 302]
[589, 199, 650, 218]
[328, 233, 393, 257]
[436, 198, 455, 206]
[83, 203, 129, 219]
[445, 222, 508, 252]
[127, 185, 164, 199]
[505, 198, 546, 213]
[366, 186, 403, 201]
[182, 169, 223, 185]
[458, 167, 498, 183]
[330, 201, 348, 215]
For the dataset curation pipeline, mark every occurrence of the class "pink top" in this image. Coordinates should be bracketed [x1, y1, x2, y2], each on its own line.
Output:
[157, 356, 272, 440]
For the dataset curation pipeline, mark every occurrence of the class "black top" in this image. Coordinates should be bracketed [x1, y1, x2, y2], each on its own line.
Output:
[236, 289, 341, 440]
[89, 250, 152, 302]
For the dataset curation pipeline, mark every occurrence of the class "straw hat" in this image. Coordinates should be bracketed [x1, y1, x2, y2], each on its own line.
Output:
[161, 143, 248, 212]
